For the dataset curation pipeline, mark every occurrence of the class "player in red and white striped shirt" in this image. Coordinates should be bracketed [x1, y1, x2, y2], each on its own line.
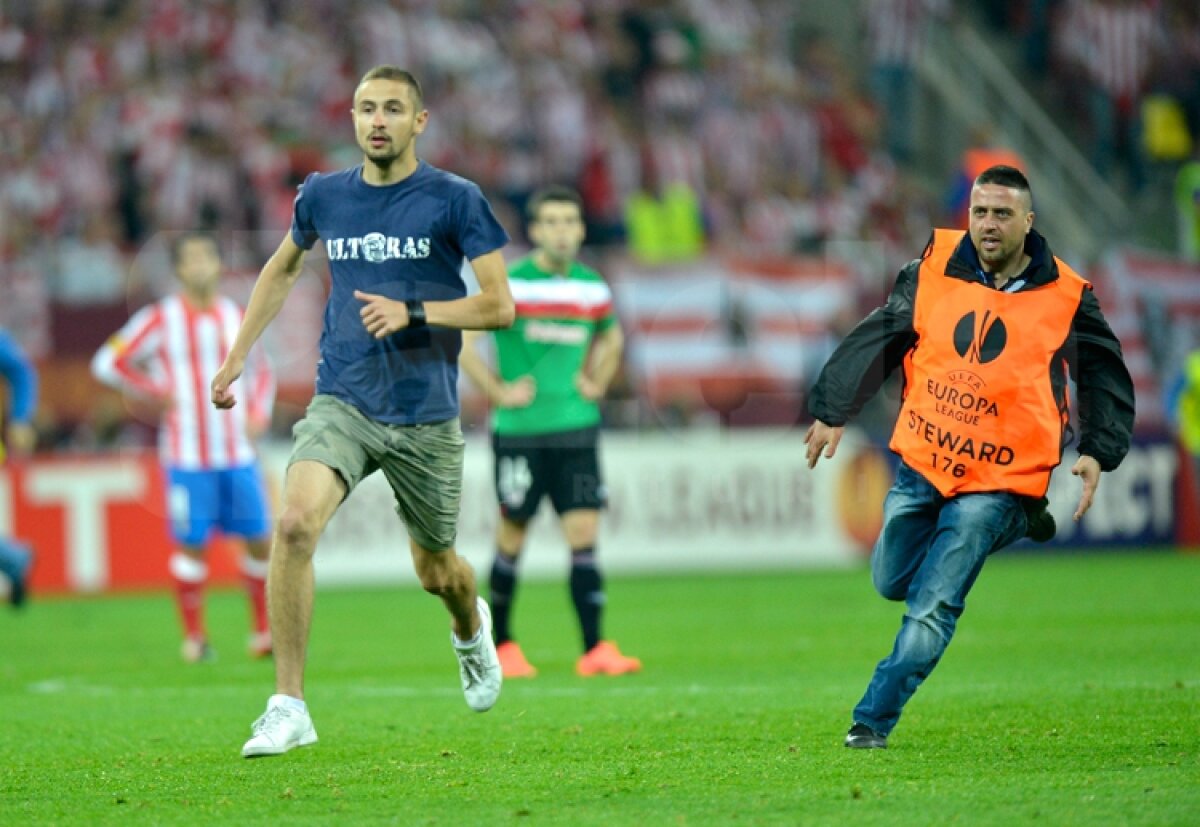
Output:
[92, 232, 275, 663]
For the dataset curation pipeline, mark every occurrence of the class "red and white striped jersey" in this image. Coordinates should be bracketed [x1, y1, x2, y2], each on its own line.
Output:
[1064, 0, 1161, 104]
[91, 294, 274, 470]
[863, 0, 949, 67]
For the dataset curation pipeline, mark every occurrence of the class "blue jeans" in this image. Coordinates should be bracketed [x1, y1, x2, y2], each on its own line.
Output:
[853, 463, 1027, 736]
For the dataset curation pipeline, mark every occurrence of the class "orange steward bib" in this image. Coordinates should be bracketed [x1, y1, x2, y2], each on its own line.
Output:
[889, 229, 1088, 497]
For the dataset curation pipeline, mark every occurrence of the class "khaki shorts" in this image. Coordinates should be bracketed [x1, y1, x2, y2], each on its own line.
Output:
[289, 394, 464, 551]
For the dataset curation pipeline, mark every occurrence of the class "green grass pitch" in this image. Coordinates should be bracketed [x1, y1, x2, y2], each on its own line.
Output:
[1, 551, 1197, 825]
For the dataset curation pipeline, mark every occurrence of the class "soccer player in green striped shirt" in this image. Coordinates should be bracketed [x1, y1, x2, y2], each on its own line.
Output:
[461, 186, 641, 678]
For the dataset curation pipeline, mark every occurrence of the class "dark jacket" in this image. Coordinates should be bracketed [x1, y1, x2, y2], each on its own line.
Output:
[808, 230, 1135, 472]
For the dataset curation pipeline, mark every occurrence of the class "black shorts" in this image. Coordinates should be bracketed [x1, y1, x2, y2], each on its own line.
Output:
[492, 426, 606, 522]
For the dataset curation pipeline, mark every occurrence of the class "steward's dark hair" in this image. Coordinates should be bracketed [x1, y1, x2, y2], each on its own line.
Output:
[975, 164, 1032, 204]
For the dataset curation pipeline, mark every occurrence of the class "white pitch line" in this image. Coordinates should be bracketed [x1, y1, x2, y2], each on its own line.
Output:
[27, 677, 1188, 700]
[25, 679, 782, 699]
[345, 682, 779, 698]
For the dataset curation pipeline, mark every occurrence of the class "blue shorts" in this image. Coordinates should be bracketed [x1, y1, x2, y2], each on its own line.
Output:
[166, 464, 272, 548]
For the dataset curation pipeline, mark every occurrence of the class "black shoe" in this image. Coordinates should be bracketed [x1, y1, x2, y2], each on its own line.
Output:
[1022, 496, 1057, 543]
[844, 722, 887, 749]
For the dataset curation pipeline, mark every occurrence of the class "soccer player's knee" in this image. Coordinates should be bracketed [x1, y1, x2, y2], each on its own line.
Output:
[275, 506, 323, 552]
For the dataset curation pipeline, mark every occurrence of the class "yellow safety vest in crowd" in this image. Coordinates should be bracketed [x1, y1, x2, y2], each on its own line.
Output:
[1178, 350, 1200, 454]
[890, 229, 1089, 497]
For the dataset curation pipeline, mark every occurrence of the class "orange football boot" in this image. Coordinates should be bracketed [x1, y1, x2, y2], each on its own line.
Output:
[576, 641, 642, 676]
[496, 640, 538, 678]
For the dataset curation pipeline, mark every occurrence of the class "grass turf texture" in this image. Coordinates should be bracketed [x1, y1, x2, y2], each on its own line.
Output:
[1, 551, 1196, 825]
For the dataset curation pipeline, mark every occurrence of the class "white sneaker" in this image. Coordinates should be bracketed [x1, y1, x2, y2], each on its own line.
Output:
[453, 597, 502, 712]
[241, 695, 318, 758]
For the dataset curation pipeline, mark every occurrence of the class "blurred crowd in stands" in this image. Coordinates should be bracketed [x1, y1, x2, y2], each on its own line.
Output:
[986, 0, 1200, 201]
[1, 0, 1197, 448]
[0, 0, 927, 309]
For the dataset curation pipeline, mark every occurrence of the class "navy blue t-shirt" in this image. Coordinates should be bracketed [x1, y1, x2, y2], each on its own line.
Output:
[291, 161, 509, 424]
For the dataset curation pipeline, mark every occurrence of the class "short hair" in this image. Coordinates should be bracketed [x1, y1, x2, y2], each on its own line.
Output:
[526, 186, 584, 222]
[975, 165, 1033, 207]
[169, 231, 219, 267]
[357, 65, 423, 108]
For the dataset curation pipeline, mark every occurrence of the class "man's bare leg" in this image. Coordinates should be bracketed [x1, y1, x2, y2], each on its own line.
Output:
[269, 461, 345, 699]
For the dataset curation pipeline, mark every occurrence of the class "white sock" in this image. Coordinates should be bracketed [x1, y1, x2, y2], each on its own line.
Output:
[270, 694, 307, 713]
[169, 552, 207, 583]
[454, 626, 483, 648]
